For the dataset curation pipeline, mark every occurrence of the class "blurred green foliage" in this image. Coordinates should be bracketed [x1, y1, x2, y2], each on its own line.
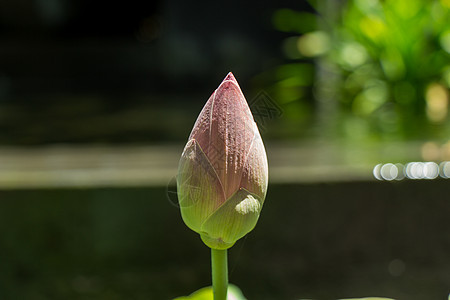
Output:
[267, 0, 450, 141]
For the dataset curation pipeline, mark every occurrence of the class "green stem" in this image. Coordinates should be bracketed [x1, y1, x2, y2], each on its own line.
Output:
[211, 248, 228, 300]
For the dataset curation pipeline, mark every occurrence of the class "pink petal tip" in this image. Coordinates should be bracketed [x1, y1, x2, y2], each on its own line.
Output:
[223, 72, 236, 82]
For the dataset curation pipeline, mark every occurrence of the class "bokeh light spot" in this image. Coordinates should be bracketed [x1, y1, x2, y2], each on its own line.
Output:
[373, 163, 383, 180]
[340, 42, 368, 69]
[426, 83, 448, 123]
[421, 142, 441, 161]
[440, 161, 450, 178]
[297, 31, 330, 57]
[380, 163, 398, 181]
[423, 162, 439, 179]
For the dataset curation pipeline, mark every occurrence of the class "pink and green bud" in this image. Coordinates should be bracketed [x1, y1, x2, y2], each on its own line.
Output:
[177, 72, 268, 250]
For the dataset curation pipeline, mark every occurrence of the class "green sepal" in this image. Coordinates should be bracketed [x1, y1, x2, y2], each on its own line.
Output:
[200, 188, 262, 250]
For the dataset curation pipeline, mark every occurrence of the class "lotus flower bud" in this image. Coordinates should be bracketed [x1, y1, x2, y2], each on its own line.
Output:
[177, 72, 268, 250]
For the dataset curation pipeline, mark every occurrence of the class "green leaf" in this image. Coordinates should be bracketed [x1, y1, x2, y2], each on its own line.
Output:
[174, 284, 247, 300]
[338, 298, 396, 300]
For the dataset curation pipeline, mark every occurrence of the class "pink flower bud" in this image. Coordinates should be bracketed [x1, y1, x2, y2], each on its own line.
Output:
[177, 72, 268, 249]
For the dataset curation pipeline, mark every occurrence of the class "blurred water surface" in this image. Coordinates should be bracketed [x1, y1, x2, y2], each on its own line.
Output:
[0, 183, 448, 299]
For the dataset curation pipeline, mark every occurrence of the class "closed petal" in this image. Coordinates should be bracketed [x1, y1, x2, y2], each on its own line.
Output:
[177, 139, 225, 232]
[240, 125, 269, 201]
[189, 73, 256, 199]
[200, 188, 262, 249]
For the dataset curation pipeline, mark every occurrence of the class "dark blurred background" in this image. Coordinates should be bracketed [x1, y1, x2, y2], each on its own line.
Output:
[0, 0, 310, 144]
[0, 0, 449, 299]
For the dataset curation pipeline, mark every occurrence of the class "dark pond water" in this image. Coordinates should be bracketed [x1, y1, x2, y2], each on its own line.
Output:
[0, 181, 448, 299]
